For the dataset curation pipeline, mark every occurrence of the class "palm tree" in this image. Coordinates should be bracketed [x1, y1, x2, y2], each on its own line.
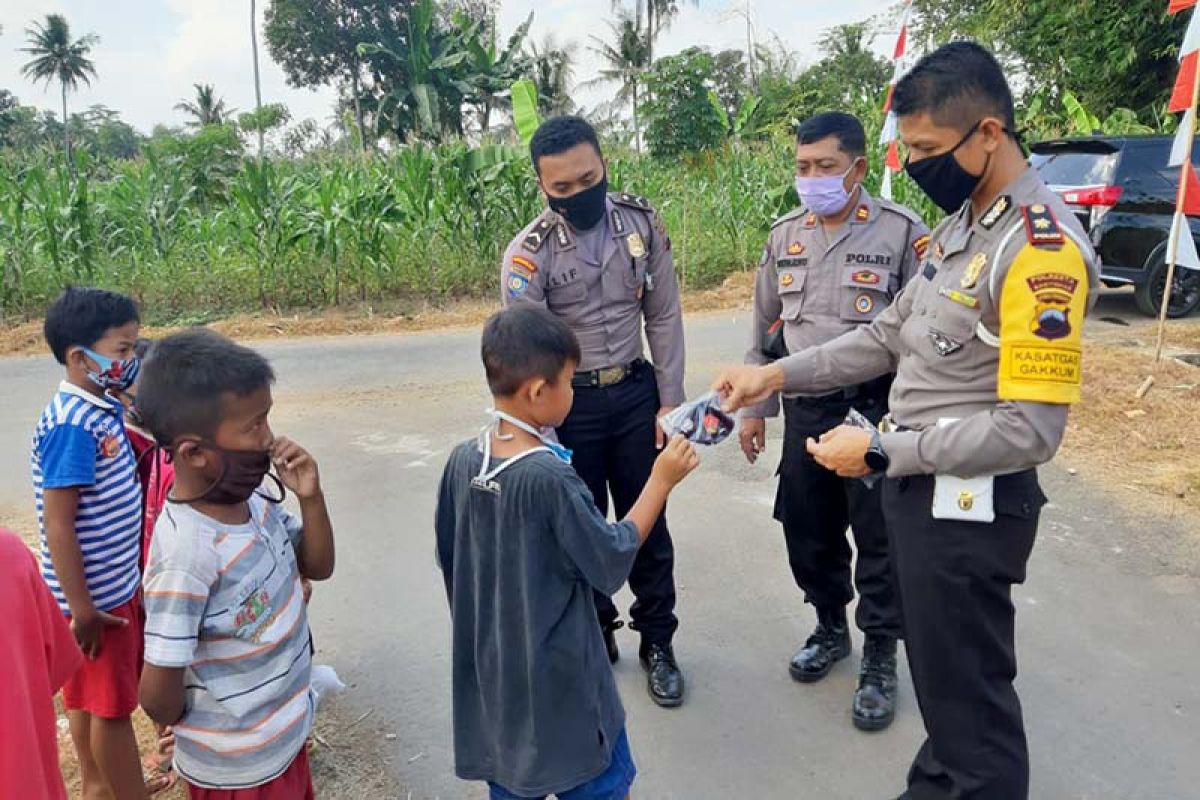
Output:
[251, 0, 265, 156]
[174, 84, 235, 127]
[643, 0, 700, 65]
[527, 34, 577, 117]
[20, 13, 99, 168]
[584, 12, 649, 152]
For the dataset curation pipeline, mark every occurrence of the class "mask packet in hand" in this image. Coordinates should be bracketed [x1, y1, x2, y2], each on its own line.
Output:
[658, 392, 736, 445]
[842, 407, 881, 489]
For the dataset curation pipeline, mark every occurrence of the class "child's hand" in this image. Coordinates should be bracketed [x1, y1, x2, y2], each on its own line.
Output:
[651, 434, 701, 488]
[72, 607, 129, 659]
[272, 437, 322, 499]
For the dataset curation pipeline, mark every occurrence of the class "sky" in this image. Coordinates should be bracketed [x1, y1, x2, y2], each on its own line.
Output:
[0, 0, 894, 135]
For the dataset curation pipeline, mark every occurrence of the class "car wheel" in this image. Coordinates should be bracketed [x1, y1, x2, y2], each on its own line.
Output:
[1134, 253, 1200, 318]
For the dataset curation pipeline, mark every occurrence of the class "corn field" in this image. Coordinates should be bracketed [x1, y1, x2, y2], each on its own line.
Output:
[0, 138, 937, 321]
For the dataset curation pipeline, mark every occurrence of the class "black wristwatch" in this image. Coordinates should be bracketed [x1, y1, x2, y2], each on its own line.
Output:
[864, 429, 890, 473]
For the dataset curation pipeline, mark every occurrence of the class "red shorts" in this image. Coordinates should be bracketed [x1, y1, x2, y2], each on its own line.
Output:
[187, 746, 314, 800]
[61, 594, 144, 719]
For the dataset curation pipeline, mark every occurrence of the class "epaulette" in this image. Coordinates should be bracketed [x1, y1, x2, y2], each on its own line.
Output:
[611, 192, 654, 213]
[770, 207, 808, 230]
[522, 214, 556, 253]
[876, 197, 926, 226]
[1020, 203, 1064, 249]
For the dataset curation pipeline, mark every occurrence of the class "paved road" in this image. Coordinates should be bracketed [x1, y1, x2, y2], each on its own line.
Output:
[2, 295, 1198, 799]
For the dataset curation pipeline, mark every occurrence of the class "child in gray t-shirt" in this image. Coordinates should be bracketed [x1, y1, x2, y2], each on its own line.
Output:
[436, 306, 698, 799]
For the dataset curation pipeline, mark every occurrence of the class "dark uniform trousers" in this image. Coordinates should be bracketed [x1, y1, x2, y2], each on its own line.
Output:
[886, 470, 1046, 800]
[773, 379, 902, 639]
[556, 360, 678, 646]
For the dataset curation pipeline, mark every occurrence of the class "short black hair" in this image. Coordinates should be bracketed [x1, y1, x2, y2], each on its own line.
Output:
[796, 112, 866, 158]
[530, 116, 602, 173]
[43, 287, 139, 364]
[893, 41, 1016, 132]
[136, 328, 275, 444]
[481, 306, 581, 397]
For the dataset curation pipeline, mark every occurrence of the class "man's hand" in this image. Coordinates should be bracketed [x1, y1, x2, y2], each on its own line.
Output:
[806, 425, 872, 478]
[71, 607, 129, 659]
[738, 417, 767, 464]
[654, 406, 677, 449]
[711, 365, 784, 413]
[272, 437, 321, 500]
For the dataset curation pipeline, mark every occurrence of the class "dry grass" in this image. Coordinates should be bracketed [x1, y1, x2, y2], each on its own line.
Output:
[1061, 320, 1200, 508]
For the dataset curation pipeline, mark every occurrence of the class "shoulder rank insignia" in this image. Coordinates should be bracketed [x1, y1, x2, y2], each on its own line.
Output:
[627, 232, 646, 258]
[613, 192, 652, 211]
[554, 223, 571, 248]
[522, 218, 555, 253]
[804, 212, 818, 228]
[980, 195, 1012, 230]
[855, 205, 870, 222]
[913, 234, 930, 260]
[1021, 203, 1064, 248]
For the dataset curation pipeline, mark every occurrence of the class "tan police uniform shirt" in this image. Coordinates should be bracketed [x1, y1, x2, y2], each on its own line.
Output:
[500, 193, 686, 406]
[777, 167, 1099, 478]
[744, 190, 930, 417]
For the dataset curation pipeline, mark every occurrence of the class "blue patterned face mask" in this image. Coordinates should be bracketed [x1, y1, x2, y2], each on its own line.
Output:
[79, 347, 140, 392]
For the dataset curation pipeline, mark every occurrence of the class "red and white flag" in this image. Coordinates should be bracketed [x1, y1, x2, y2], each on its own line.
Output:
[1167, 0, 1200, 275]
[879, 1, 914, 200]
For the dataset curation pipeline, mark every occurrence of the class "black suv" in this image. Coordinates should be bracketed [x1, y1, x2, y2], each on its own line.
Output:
[1030, 135, 1200, 317]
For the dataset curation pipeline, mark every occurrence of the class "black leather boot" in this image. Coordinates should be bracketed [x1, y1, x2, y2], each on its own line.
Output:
[601, 620, 623, 665]
[789, 606, 851, 683]
[640, 643, 685, 707]
[852, 635, 898, 732]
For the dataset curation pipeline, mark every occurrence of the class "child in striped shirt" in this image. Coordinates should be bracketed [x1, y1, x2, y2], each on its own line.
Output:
[32, 286, 148, 800]
[136, 329, 334, 798]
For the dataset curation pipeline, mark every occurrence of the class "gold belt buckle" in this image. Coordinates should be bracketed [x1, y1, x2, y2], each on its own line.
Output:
[597, 365, 627, 386]
[879, 414, 897, 434]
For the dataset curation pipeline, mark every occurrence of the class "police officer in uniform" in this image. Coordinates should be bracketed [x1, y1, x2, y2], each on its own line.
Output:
[740, 112, 929, 731]
[500, 116, 687, 707]
[714, 43, 1098, 798]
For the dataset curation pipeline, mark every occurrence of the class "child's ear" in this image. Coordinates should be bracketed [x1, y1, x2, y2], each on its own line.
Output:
[527, 376, 549, 404]
[173, 439, 208, 468]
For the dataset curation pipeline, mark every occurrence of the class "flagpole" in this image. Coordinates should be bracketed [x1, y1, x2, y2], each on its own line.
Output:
[1154, 44, 1200, 363]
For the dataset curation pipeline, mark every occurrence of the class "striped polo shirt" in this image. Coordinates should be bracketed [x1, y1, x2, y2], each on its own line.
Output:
[143, 496, 314, 790]
[32, 381, 143, 615]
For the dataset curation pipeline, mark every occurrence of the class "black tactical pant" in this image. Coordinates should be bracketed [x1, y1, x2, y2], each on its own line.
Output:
[556, 360, 678, 647]
[886, 470, 1045, 800]
[773, 389, 902, 639]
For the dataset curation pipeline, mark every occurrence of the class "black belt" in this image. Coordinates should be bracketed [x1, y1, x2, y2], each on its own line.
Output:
[572, 359, 644, 388]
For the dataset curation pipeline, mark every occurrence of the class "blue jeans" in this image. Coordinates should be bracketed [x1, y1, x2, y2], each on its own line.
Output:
[488, 729, 636, 800]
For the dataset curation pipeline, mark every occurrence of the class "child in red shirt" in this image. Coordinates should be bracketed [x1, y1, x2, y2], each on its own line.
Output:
[0, 528, 84, 800]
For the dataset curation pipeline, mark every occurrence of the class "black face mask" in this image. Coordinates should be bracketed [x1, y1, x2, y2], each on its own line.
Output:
[905, 121, 995, 214]
[169, 443, 285, 506]
[546, 175, 609, 230]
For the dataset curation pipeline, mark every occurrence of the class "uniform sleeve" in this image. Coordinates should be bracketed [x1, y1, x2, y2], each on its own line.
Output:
[743, 239, 783, 419]
[879, 232, 1092, 478]
[551, 468, 640, 596]
[778, 282, 910, 395]
[899, 221, 931, 291]
[643, 212, 686, 406]
[142, 516, 219, 668]
[38, 423, 97, 489]
[500, 238, 548, 308]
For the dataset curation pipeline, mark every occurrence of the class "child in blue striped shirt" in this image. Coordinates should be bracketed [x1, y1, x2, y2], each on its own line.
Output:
[33, 286, 148, 800]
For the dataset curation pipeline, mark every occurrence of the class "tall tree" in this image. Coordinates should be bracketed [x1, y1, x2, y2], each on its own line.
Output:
[584, 11, 650, 152]
[643, 0, 699, 66]
[264, 0, 409, 152]
[251, 0, 265, 157]
[526, 34, 577, 117]
[911, 0, 1187, 121]
[19, 13, 98, 168]
[175, 84, 235, 127]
